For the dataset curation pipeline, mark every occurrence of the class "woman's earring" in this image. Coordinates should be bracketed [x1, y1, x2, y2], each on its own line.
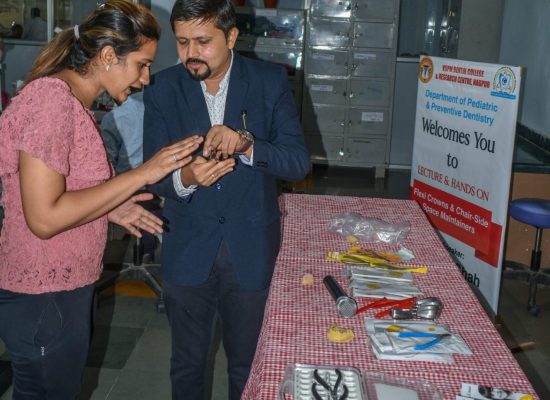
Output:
[105, 64, 111, 72]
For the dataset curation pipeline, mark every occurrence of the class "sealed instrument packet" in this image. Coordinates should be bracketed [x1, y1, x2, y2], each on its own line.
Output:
[457, 382, 534, 400]
[278, 363, 444, 400]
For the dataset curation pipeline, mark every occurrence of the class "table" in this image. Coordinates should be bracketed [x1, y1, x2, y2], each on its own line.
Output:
[241, 194, 537, 399]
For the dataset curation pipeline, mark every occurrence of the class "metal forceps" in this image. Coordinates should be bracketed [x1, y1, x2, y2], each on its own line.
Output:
[312, 369, 349, 400]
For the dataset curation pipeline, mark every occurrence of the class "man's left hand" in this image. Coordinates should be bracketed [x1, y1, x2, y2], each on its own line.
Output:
[203, 124, 252, 160]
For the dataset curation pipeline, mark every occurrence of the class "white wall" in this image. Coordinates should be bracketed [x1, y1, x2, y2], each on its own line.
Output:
[150, 0, 178, 74]
[1, 42, 44, 97]
[458, 0, 503, 63]
[500, 0, 550, 137]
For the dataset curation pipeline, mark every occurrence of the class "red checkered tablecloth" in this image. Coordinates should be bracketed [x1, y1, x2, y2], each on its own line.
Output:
[241, 194, 538, 400]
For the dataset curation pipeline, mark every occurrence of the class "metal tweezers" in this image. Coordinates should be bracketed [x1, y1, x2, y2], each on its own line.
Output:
[312, 369, 349, 400]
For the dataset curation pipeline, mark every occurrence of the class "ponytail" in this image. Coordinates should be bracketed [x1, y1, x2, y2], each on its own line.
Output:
[25, 0, 161, 85]
[27, 28, 78, 81]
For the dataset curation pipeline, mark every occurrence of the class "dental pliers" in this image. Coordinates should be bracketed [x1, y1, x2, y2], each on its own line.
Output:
[312, 368, 349, 400]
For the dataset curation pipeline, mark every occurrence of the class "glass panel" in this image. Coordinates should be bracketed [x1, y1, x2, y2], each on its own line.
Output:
[56, 0, 95, 33]
[53, 0, 72, 32]
[398, 0, 461, 58]
[236, 7, 305, 46]
[0, 0, 116, 42]
[0, 0, 48, 41]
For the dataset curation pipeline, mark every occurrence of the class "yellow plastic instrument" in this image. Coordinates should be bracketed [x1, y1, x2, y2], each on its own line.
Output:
[326, 251, 428, 274]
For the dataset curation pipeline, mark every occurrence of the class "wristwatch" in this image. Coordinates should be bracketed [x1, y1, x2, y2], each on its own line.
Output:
[237, 128, 254, 153]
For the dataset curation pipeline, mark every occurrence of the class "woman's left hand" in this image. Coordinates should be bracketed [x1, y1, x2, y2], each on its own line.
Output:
[107, 193, 163, 237]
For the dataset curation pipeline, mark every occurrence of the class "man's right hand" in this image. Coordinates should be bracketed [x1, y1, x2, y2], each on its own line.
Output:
[138, 135, 203, 185]
[180, 156, 236, 186]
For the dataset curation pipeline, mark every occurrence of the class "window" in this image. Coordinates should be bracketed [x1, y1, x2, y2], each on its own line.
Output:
[0, 0, 48, 42]
[0, 0, 100, 43]
[398, 0, 461, 58]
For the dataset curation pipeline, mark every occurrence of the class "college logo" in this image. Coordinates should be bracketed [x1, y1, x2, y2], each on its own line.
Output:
[491, 66, 517, 99]
[418, 57, 434, 84]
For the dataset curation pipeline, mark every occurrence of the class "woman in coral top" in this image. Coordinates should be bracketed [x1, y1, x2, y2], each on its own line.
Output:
[0, 1, 229, 398]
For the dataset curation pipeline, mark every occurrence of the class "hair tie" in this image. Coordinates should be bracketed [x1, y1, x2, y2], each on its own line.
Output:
[73, 24, 80, 40]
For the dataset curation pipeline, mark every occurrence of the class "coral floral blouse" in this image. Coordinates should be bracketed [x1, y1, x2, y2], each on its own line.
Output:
[0, 77, 113, 294]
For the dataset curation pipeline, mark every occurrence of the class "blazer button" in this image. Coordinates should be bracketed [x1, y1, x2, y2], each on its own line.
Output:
[219, 217, 226, 224]
[215, 182, 222, 190]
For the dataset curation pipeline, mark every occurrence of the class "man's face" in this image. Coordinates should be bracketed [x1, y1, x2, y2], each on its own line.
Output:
[173, 18, 238, 82]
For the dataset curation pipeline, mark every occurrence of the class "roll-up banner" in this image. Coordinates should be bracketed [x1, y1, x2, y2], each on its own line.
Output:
[410, 56, 522, 314]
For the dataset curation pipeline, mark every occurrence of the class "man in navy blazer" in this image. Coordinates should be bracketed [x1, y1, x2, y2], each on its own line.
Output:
[142, 0, 310, 398]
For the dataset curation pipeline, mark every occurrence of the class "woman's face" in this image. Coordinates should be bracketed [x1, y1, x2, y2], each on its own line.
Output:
[108, 39, 157, 103]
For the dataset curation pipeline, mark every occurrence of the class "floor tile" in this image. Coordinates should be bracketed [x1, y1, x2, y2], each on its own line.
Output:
[0, 386, 11, 400]
[208, 323, 229, 400]
[123, 328, 171, 373]
[87, 325, 144, 370]
[210, 347, 229, 400]
[499, 278, 550, 398]
[94, 296, 157, 329]
[80, 367, 121, 400]
[146, 309, 170, 330]
[104, 370, 171, 400]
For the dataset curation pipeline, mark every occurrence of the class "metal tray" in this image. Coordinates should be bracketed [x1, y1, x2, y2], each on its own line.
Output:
[279, 363, 365, 400]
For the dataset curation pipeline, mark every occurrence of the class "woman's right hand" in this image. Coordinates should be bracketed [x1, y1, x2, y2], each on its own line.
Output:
[138, 135, 204, 185]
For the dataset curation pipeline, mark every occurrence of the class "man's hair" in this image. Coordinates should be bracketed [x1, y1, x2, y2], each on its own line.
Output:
[170, 0, 236, 37]
[31, 7, 41, 18]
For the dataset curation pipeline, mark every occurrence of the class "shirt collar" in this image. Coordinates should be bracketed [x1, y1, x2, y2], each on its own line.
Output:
[200, 49, 234, 95]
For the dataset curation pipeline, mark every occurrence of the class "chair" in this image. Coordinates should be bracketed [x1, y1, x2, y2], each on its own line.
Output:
[96, 199, 165, 312]
[504, 198, 550, 315]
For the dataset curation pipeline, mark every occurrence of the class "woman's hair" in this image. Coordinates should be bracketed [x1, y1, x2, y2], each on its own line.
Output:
[170, 0, 236, 37]
[27, 0, 161, 83]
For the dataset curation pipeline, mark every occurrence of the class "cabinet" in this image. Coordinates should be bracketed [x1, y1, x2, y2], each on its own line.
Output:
[302, 0, 399, 177]
[234, 7, 305, 112]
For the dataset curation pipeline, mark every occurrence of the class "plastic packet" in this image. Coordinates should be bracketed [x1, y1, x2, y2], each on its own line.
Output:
[362, 371, 443, 400]
[328, 212, 411, 246]
[278, 363, 444, 399]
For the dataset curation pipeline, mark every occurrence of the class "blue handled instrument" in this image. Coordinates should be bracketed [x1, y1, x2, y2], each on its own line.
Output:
[398, 332, 440, 338]
[413, 334, 451, 350]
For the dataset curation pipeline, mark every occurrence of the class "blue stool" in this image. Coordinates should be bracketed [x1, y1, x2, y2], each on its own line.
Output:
[505, 198, 550, 315]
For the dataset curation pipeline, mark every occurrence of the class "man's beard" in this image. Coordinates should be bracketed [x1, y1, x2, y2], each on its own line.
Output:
[185, 58, 212, 81]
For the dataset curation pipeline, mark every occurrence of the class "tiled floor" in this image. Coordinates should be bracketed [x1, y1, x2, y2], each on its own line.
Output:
[1, 166, 549, 399]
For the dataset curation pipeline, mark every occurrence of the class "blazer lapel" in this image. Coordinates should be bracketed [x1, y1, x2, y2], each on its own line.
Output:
[224, 53, 250, 130]
[178, 68, 211, 135]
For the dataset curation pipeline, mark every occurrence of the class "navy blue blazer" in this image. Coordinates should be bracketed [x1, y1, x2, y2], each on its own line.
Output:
[143, 52, 310, 290]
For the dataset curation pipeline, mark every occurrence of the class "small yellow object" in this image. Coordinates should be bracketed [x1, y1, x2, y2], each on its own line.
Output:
[327, 251, 428, 273]
[387, 324, 436, 333]
[346, 235, 358, 243]
[327, 324, 354, 343]
[366, 283, 381, 289]
[349, 246, 403, 262]
[519, 396, 534, 400]
[301, 273, 314, 286]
